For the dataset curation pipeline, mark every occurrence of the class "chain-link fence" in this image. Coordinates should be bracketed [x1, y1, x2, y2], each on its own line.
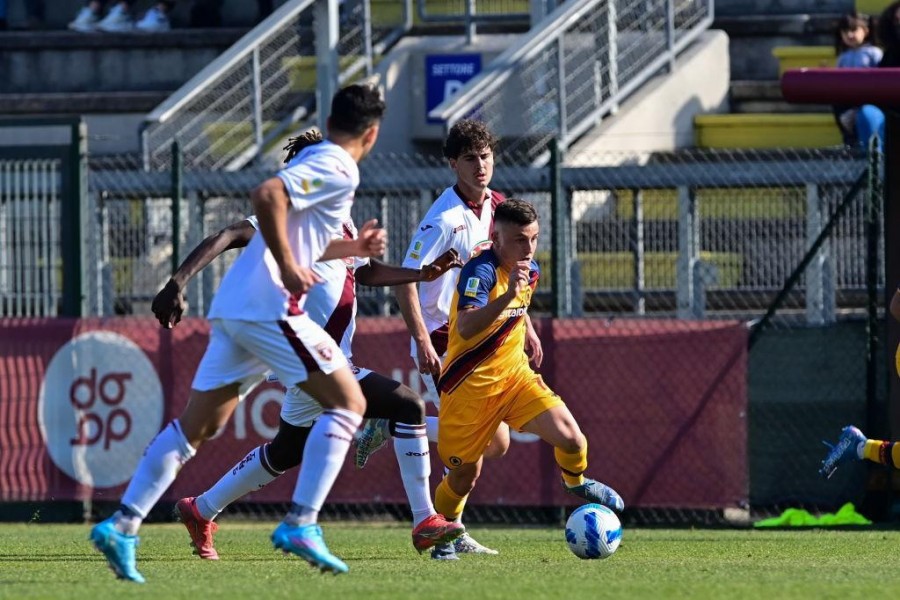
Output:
[0, 135, 888, 525]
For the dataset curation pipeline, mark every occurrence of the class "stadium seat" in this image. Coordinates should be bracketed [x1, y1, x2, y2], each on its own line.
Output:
[771, 46, 836, 77]
[693, 114, 842, 149]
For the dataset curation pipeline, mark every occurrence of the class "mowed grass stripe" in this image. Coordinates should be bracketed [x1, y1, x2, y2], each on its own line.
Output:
[1, 523, 899, 599]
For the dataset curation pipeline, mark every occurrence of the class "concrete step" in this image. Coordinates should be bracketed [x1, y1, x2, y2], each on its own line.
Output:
[0, 91, 172, 114]
[730, 80, 831, 114]
[713, 13, 840, 80]
[0, 29, 245, 94]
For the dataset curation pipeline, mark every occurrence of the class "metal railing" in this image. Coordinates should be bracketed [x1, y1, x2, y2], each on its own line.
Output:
[141, 0, 412, 171]
[428, 0, 714, 161]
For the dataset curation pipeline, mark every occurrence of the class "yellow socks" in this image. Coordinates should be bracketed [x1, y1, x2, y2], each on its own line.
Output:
[435, 477, 468, 521]
[863, 439, 900, 468]
[555, 446, 588, 488]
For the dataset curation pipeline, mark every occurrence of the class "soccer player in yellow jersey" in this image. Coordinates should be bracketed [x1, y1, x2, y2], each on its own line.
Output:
[433, 198, 625, 523]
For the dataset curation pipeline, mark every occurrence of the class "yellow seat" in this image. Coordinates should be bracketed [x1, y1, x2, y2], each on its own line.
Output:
[855, 0, 893, 16]
[614, 188, 806, 220]
[772, 46, 836, 77]
[694, 114, 842, 149]
[536, 251, 743, 290]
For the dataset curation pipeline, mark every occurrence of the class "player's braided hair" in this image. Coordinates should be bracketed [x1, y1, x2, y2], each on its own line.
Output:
[283, 128, 324, 164]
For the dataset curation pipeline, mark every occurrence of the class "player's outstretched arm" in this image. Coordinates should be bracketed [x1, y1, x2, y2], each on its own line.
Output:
[319, 219, 387, 261]
[356, 248, 463, 287]
[151, 220, 256, 329]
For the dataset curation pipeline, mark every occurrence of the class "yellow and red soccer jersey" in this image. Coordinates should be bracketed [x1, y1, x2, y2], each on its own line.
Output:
[437, 248, 540, 397]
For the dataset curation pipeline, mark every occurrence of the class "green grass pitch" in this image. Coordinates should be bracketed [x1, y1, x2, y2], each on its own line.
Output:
[1, 522, 899, 599]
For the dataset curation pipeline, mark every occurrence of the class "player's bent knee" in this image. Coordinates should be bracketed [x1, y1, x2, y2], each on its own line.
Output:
[391, 390, 426, 425]
[266, 419, 311, 471]
[448, 463, 480, 495]
[484, 425, 511, 459]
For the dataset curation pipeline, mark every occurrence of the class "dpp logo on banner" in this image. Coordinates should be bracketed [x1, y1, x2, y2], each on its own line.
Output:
[38, 331, 163, 488]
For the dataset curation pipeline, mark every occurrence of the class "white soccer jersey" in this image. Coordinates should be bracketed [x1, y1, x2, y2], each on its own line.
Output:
[244, 216, 367, 359]
[208, 140, 359, 321]
[402, 186, 504, 338]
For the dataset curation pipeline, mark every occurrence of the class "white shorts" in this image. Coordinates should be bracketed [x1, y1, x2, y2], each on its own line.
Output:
[280, 362, 373, 427]
[192, 316, 347, 392]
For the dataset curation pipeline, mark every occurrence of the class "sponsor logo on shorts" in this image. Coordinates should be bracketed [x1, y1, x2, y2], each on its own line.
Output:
[315, 343, 333, 362]
[449, 456, 463, 467]
[464, 277, 480, 298]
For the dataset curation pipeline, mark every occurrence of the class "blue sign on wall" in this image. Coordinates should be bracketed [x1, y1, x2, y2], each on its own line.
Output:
[425, 54, 482, 124]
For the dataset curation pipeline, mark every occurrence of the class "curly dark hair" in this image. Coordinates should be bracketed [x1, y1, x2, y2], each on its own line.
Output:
[282, 128, 324, 164]
[442, 119, 499, 160]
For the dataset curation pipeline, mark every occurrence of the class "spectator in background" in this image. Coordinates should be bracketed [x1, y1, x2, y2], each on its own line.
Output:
[69, 0, 132, 31]
[135, 0, 173, 31]
[69, 0, 172, 32]
[832, 11, 885, 151]
[878, 1, 900, 67]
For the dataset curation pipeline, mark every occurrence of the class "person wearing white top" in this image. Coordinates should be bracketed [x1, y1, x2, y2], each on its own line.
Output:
[89, 84, 386, 582]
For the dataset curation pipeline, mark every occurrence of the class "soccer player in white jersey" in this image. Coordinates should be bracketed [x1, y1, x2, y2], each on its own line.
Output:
[356, 120, 544, 559]
[89, 84, 386, 582]
[147, 206, 466, 559]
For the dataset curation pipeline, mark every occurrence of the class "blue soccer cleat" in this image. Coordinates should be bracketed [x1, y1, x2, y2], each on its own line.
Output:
[272, 522, 348, 574]
[564, 478, 625, 513]
[355, 418, 390, 469]
[89, 518, 145, 583]
[820, 425, 866, 479]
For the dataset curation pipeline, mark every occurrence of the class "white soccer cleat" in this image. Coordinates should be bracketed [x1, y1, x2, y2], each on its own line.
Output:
[453, 532, 498, 555]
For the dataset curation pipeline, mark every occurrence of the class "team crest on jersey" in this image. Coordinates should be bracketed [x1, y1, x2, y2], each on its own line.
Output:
[464, 277, 480, 298]
[409, 240, 423, 260]
[300, 178, 324, 193]
[315, 343, 333, 362]
[469, 240, 492, 258]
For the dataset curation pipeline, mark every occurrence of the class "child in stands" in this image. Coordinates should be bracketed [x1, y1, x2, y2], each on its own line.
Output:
[832, 11, 885, 150]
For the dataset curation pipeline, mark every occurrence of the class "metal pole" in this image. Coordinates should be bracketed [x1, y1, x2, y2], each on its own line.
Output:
[171, 140, 183, 277]
[364, 0, 374, 76]
[666, 0, 676, 74]
[62, 119, 88, 317]
[251, 47, 264, 164]
[550, 138, 571, 317]
[315, 0, 340, 132]
[556, 36, 567, 145]
[465, 0, 476, 45]
[632, 188, 645, 315]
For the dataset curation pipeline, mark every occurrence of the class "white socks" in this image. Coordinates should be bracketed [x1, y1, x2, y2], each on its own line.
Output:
[195, 443, 283, 521]
[392, 423, 436, 527]
[425, 415, 439, 444]
[287, 408, 362, 525]
[117, 420, 195, 533]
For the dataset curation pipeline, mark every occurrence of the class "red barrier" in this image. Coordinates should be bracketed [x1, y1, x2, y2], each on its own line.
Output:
[0, 317, 747, 509]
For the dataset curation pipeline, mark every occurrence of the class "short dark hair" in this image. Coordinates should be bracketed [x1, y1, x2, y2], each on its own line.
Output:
[442, 119, 498, 159]
[329, 83, 386, 137]
[494, 198, 538, 227]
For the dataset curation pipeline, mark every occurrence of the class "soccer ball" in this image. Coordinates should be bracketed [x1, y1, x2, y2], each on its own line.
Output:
[565, 503, 622, 559]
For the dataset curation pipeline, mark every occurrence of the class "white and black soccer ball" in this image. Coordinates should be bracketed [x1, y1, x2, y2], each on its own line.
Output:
[565, 503, 622, 559]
